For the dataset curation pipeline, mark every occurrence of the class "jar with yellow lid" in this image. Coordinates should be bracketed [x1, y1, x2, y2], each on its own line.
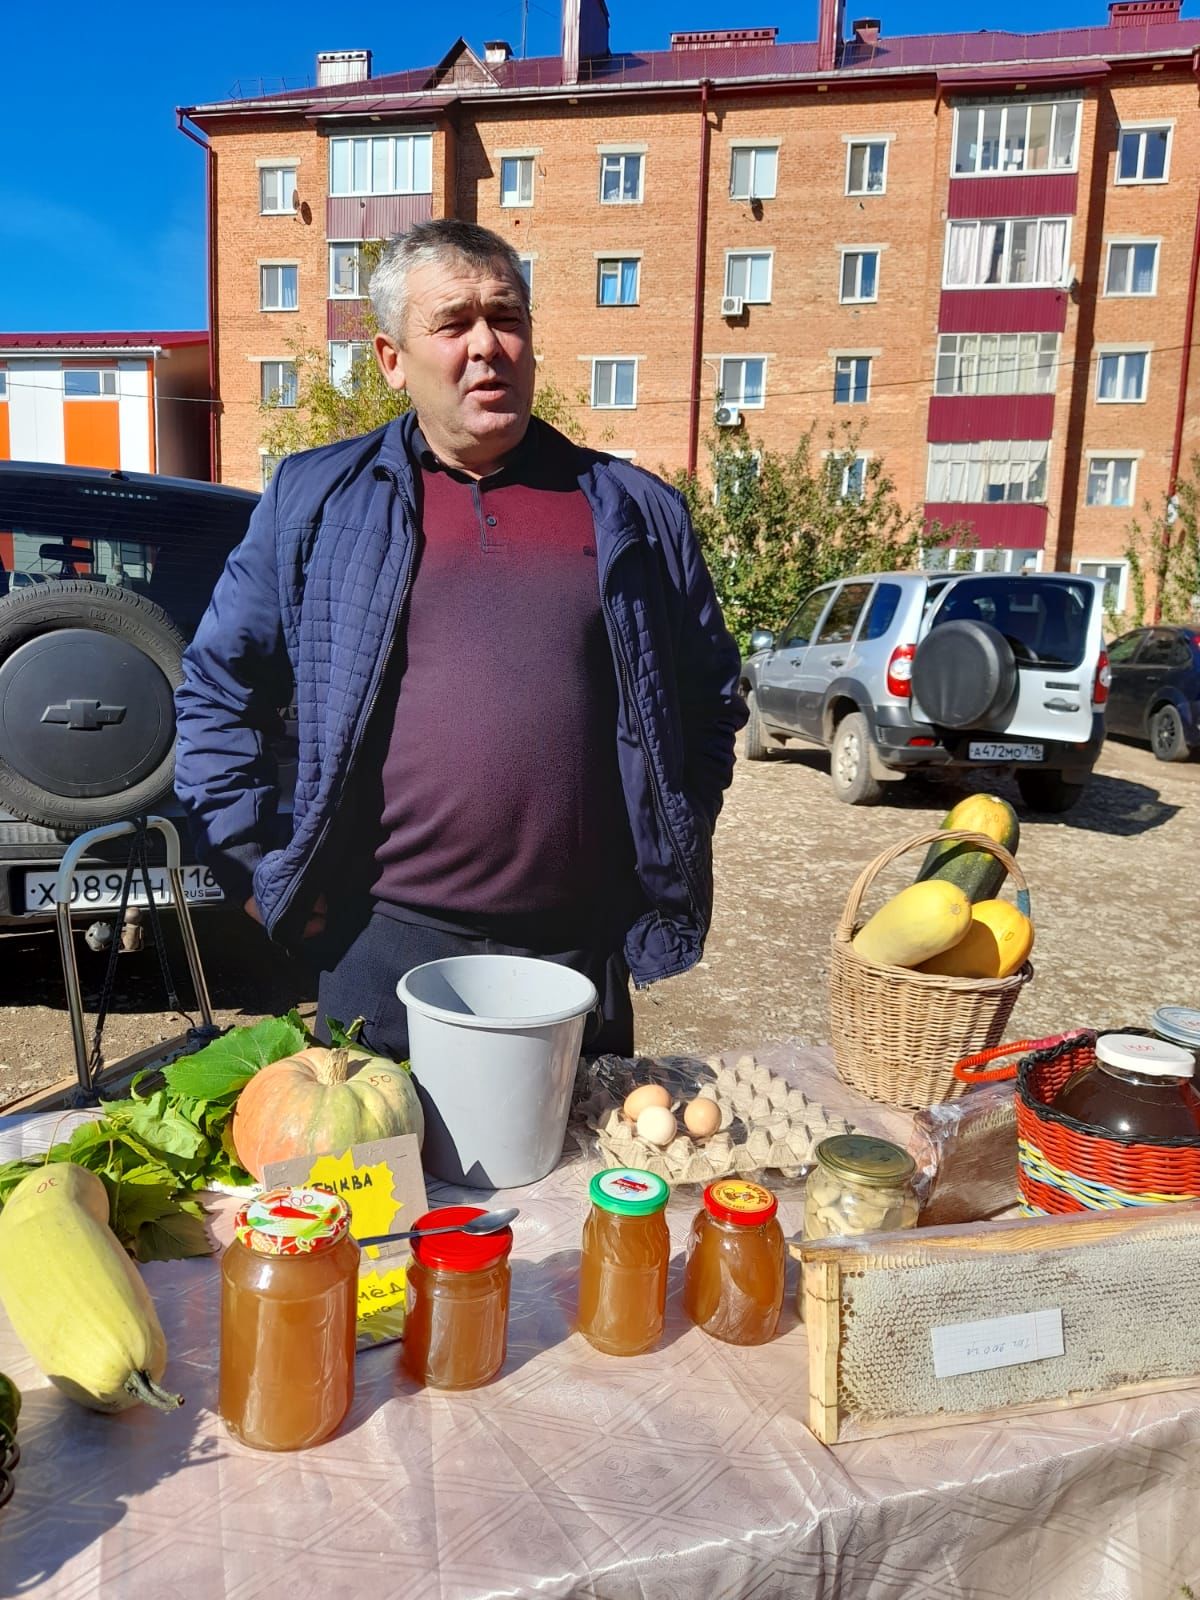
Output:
[682, 1178, 786, 1345]
[803, 1135, 919, 1240]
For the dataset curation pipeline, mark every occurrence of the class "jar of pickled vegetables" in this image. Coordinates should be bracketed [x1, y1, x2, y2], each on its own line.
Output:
[682, 1179, 786, 1346]
[219, 1186, 359, 1452]
[577, 1168, 670, 1356]
[401, 1207, 513, 1391]
[804, 1135, 919, 1240]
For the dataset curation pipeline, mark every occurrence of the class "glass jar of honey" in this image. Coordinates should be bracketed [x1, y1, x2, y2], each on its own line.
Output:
[682, 1179, 786, 1346]
[401, 1207, 513, 1390]
[804, 1135, 920, 1240]
[577, 1167, 671, 1356]
[219, 1186, 359, 1452]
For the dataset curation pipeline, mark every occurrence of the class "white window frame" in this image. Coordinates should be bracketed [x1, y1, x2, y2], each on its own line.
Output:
[258, 449, 283, 490]
[598, 151, 645, 205]
[934, 332, 1060, 397]
[590, 357, 639, 409]
[259, 262, 299, 312]
[259, 359, 298, 408]
[718, 356, 767, 410]
[822, 449, 872, 500]
[839, 247, 880, 304]
[1104, 239, 1160, 297]
[951, 98, 1081, 178]
[723, 250, 774, 305]
[596, 257, 641, 306]
[516, 253, 536, 304]
[729, 142, 780, 200]
[942, 216, 1072, 290]
[1084, 454, 1139, 508]
[258, 163, 298, 215]
[499, 156, 535, 208]
[833, 354, 872, 405]
[1076, 558, 1130, 613]
[1096, 347, 1151, 404]
[1116, 122, 1173, 186]
[328, 340, 372, 394]
[844, 137, 890, 196]
[328, 133, 433, 198]
[62, 368, 118, 398]
[328, 242, 370, 300]
[922, 545, 1044, 574]
[925, 440, 1051, 504]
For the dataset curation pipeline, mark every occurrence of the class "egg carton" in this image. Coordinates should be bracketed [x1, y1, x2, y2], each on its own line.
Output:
[573, 1050, 858, 1185]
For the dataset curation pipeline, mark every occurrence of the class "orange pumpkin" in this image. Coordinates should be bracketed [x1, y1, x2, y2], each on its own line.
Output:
[231, 1041, 424, 1180]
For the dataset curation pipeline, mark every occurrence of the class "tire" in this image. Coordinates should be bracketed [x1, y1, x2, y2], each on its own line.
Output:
[1016, 769, 1088, 814]
[1149, 704, 1190, 763]
[830, 712, 883, 805]
[0, 581, 186, 832]
[743, 690, 773, 761]
[911, 621, 1018, 729]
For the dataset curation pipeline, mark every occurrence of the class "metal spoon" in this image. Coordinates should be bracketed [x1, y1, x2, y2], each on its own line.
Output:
[355, 1207, 519, 1249]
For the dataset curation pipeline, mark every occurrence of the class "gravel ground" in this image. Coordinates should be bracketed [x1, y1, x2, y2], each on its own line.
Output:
[0, 734, 1196, 1106]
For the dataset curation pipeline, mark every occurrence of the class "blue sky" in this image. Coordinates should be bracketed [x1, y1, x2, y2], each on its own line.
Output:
[0, 0, 1178, 332]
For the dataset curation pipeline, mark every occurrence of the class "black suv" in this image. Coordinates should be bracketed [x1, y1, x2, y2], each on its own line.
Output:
[0, 461, 259, 930]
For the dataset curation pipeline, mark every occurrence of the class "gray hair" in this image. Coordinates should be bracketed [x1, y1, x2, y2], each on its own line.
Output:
[369, 219, 531, 342]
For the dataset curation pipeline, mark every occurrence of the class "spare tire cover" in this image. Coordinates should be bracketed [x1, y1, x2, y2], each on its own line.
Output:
[911, 619, 1018, 730]
[0, 581, 186, 833]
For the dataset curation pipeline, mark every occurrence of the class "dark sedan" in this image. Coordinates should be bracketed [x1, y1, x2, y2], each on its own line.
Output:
[1105, 625, 1200, 761]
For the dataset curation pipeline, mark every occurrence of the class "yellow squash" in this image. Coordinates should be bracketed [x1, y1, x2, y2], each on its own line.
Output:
[918, 899, 1034, 979]
[851, 879, 972, 969]
[0, 1164, 182, 1414]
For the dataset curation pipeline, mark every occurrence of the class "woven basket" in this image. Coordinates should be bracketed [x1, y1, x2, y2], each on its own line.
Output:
[956, 1030, 1200, 1213]
[829, 828, 1033, 1109]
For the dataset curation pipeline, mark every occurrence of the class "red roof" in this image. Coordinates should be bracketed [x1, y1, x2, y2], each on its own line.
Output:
[0, 331, 207, 350]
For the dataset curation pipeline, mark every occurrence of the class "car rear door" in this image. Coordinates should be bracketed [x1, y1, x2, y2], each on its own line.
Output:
[792, 581, 874, 737]
[755, 586, 836, 732]
[1127, 630, 1184, 732]
[1103, 630, 1149, 736]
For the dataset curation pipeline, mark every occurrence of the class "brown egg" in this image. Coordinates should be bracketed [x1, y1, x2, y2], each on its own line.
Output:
[635, 1106, 678, 1147]
[683, 1098, 722, 1139]
[623, 1084, 672, 1122]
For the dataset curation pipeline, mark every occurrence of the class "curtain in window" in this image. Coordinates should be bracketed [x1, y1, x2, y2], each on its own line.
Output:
[281, 270, 297, 311]
[1098, 357, 1119, 400]
[1133, 247, 1155, 293]
[1035, 220, 1067, 284]
[979, 222, 1003, 284]
[620, 261, 638, 301]
[945, 222, 976, 286]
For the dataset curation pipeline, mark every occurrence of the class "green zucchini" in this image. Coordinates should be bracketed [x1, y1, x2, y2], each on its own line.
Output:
[915, 794, 1020, 903]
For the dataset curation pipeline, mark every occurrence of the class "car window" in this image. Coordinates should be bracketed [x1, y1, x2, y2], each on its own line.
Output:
[932, 577, 1093, 669]
[814, 582, 873, 646]
[861, 582, 902, 641]
[1106, 630, 1144, 665]
[1168, 635, 1194, 669]
[780, 588, 833, 648]
[1138, 631, 1181, 668]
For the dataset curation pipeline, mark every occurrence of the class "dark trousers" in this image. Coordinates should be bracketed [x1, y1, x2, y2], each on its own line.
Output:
[314, 909, 635, 1060]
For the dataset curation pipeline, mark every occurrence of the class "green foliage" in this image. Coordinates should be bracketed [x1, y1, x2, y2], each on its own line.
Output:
[1123, 453, 1200, 628]
[673, 425, 963, 651]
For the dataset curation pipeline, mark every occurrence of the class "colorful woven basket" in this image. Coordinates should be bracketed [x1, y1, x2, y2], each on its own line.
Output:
[955, 1030, 1200, 1213]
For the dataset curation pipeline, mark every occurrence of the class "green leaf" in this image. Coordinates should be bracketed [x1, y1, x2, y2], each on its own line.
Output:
[108, 1171, 180, 1240]
[325, 1015, 364, 1051]
[122, 1101, 207, 1161]
[134, 1207, 212, 1262]
[162, 1012, 308, 1101]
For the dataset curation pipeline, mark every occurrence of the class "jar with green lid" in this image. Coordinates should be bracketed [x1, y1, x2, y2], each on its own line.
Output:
[804, 1135, 919, 1240]
[577, 1168, 671, 1356]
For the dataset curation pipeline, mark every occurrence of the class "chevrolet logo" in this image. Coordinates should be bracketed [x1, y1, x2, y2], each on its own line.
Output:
[42, 699, 127, 732]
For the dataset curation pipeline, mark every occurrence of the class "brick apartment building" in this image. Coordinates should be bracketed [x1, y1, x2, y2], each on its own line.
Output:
[181, 0, 1200, 615]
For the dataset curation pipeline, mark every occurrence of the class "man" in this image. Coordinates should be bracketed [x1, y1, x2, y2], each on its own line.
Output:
[175, 219, 745, 1059]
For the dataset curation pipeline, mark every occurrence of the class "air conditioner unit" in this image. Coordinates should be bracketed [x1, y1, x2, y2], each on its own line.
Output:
[721, 294, 745, 318]
[714, 404, 743, 428]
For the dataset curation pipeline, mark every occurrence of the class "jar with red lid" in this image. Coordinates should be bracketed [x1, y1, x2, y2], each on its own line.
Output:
[401, 1206, 514, 1390]
[682, 1179, 786, 1346]
[219, 1185, 359, 1451]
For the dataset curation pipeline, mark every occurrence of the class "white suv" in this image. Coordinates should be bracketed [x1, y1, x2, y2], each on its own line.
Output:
[739, 570, 1109, 812]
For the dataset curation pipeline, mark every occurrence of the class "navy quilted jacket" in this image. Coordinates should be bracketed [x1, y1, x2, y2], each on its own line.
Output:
[174, 413, 747, 986]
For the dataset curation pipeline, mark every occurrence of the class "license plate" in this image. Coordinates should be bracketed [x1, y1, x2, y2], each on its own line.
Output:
[968, 741, 1044, 762]
[22, 864, 224, 914]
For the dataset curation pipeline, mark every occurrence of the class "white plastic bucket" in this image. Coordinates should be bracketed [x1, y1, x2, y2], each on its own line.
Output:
[396, 954, 599, 1189]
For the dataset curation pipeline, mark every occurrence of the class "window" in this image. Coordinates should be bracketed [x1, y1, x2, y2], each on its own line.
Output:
[952, 100, 1080, 177]
[730, 145, 778, 200]
[1117, 125, 1171, 184]
[261, 360, 298, 408]
[1106, 629, 1143, 664]
[781, 588, 834, 648]
[63, 369, 117, 397]
[815, 583, 873, 645]
[329, 134, 432, 197]
[846, 140, 888, 195]
[926, 440, 1050, 503]
[599, 152, 644, 204]
[838, 453, 869, 500]
[840, 249, 879, 303]
[329, 341, 371, 394]
[597, 258, 640, 306]
[719, 356, 766, 409]
[1077, 559, 1129, 614]
[329, 243, 369, 299]
[517, 255, 535, 301]
[922, 546, 1041, 575]
[935, 332, 1059, 396]
[1085, 456, 1137, 507]
[713, 450, 763, 504]
[834, 356, 871, 405]
[1096, 350, 1149, 403]
[259, 165, 297, 214]
[943, 217, 1070, 288]
[1105, 241, 1159, 296]
[0, 372, 7, 400]
[862, 582, 902, 639]
[260, 264, 298, 311]
[500, 156, 534, 207]
[591, 358, 638, 408]
[724, 252, 773, 304]
[260, 452, 283, 490]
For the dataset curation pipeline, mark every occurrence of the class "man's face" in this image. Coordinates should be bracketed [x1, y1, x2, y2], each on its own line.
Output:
[375, 256, 535, 472]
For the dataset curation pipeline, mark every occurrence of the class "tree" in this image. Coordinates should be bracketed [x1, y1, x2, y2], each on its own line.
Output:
[673, 425, 963, 651]
[1122, 454, 1200, 627]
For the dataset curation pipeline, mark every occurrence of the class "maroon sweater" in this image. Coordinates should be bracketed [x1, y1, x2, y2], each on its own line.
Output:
[368, 423, 636, 940]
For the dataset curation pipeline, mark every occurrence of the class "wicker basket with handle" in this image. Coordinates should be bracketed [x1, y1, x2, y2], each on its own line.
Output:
[829, 828, 1034, 1109]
